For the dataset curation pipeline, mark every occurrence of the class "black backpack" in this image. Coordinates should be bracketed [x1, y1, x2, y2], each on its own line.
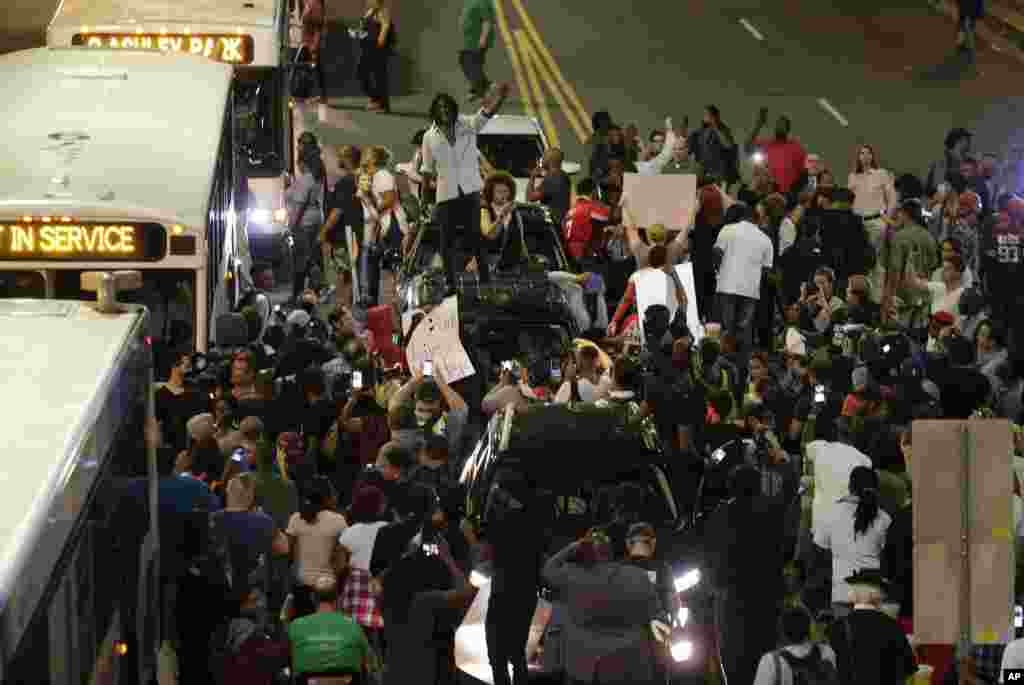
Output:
[774, 644, 841, 685]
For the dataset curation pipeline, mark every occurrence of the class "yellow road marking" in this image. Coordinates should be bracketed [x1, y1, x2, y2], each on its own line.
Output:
[493, 0, 537, 122]
[518, 30, 588, 145]
[515, 30, 560, 150]
[509, 0, 593, 137]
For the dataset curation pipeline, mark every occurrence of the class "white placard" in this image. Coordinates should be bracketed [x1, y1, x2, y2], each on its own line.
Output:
[405, 296, 476, 383]
[622, 173, 698, 230]
[633, 263, 705, 346]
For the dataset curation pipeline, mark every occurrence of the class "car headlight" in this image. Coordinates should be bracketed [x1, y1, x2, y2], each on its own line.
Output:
[674, 569, 701, 594]
[670, 639, 694, 662]
[249, 208, 271, 223]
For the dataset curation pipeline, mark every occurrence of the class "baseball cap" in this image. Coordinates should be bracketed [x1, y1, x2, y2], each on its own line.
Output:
[931, 311, 955, 327]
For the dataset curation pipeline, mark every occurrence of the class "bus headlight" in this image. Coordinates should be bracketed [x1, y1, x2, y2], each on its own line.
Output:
[249, 208, 271, 224]
[674, 569, 701, 594]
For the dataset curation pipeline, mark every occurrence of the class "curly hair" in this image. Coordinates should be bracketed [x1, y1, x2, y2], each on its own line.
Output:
[482, 171, 517, 205]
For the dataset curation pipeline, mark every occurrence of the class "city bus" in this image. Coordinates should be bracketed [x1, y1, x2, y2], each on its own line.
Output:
[0, 47, 245, 355]
[0, 284, 157, 684]
[47, 0, 294, 264]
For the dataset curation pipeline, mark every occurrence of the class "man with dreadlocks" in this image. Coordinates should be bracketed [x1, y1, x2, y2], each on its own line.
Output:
[421, 83, 510, 294]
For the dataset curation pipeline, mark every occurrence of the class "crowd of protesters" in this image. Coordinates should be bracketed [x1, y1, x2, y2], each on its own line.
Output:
[151, 15, 1024, 674]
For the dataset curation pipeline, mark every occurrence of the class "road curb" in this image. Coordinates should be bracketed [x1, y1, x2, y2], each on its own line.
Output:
[930, 0, 1024, 64]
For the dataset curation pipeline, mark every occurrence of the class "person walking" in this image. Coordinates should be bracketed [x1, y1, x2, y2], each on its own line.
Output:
[459, 0, 496, 101]
[300, 0, 328, 122]
[357, 0, 395, 113]
[420, 83, 510, 294]
[286, 135, 327, 302]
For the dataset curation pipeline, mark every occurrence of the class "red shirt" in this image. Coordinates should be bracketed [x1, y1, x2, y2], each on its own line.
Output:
[753, 137, 807, 192]
[563, 198, 610, 258]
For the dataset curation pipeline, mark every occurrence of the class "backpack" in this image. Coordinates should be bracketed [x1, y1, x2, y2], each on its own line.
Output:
[773, 644, 840, 685]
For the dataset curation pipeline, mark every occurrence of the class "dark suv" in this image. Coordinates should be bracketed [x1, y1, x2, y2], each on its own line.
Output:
[397, 205, 579, 407]
[454, 404, 712, 684]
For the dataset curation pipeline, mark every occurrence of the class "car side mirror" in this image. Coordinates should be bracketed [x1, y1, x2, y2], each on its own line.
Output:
[562, 161, 581, 175]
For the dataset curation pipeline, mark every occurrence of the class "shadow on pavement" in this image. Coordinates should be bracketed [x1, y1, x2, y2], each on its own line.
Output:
[912, 47, 980, 83]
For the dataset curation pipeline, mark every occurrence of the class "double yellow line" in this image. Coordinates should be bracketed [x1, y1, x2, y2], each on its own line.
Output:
[493, 0, 593, 149]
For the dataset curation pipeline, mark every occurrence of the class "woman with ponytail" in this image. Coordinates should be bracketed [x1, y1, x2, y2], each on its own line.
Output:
[813, 465, 892, 617]
[285, 476, 347, 616]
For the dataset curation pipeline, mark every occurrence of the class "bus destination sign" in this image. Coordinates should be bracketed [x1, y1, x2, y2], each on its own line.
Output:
[72, 32, 255, 65]
[0, 221, 167, 262]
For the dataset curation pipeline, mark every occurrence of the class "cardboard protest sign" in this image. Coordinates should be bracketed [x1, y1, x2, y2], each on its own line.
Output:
[633, 263, 705, 346]
[405, 296, 476, 383]
[913, 420, 1014, 646]
[622, 173, 698, 230]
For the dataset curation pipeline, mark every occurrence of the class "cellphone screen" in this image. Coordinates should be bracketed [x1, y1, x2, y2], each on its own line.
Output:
[352, 371, 363, 389]
[550, 360, 561, 380]
[392, 333, 401, 345]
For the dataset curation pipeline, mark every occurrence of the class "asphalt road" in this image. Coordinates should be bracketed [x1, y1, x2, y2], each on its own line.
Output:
[4, 0, 1024, 188]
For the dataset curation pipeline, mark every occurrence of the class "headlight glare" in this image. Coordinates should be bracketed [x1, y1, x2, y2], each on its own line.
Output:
[677, 606, 689, 627]
[674, 569, 701, 594]
[249, 208, 270, 223]
[671, 639, 694, 662]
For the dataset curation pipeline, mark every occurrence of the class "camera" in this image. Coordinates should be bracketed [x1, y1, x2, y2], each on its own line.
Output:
[814, 384, 826, 405]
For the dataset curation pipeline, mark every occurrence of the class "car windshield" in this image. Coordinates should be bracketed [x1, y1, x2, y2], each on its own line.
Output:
[478, 133, 545, 178]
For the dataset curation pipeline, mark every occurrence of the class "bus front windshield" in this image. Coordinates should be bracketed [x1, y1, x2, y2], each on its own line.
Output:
[235, 67, 284, 178]
[0, 269, 196, 374]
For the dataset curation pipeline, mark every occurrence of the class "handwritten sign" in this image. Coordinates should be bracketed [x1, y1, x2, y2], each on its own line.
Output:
[405, 296, 476, 383]
[633, 263, 704, 346]
[622, 173, 697, 230]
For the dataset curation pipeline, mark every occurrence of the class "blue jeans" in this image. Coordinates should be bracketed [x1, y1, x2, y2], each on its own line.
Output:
[715, 292, 758, 362]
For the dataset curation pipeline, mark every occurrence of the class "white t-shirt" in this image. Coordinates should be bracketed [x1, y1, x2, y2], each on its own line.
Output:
[371, 168, 410, 235]
[807, 440, 873, 538]
[1000, 638, 1024, 682]
[338, 521, 389, 571]
[814, 497, 892, 603]
[715, 220, 774, 299]
[286, 510, 348, 586]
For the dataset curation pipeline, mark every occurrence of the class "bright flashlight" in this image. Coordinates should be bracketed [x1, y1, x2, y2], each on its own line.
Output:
[671, 639, 694, 662]
[751, 151, 765, 164]
[677, 606, 690, 627]
[674, 569, 701, 594]
[470, 571, 490, 588]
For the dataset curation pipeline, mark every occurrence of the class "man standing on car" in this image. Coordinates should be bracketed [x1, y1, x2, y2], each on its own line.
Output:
[421, 83, 510, 294]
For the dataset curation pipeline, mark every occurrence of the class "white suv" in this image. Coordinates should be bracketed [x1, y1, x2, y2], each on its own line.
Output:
[477, 115, 580, 201]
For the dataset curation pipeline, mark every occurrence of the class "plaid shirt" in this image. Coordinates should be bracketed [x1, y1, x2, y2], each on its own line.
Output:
[337, 567, 383, 630]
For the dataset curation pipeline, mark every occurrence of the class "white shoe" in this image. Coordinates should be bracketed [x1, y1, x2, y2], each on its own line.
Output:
[318, 102, 328, 123]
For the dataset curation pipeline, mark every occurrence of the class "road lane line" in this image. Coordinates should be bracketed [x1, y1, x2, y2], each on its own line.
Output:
[509, 0, 593, 136]
[739, 18, 764, 41]
[493, 0, 538, 121]
[515, 30, 561, 149]
[519, 31, 588, 145]
[817, 98, 849, 127]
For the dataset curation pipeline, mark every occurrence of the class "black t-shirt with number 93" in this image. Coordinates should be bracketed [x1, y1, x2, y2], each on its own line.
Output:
[980, 215, 1024, 304]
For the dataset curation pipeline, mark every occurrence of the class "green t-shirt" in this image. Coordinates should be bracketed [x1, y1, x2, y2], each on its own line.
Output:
[881, 222, 939, 278]
[288, 611, 369, 675]
[461, 0, 496, 51]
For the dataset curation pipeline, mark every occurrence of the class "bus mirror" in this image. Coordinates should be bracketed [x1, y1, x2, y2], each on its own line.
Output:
[80, 270, 142, 313]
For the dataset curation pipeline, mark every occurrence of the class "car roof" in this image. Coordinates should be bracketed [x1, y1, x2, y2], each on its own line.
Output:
[479, 115, 544, 137]
[462, 405, 665, 490]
